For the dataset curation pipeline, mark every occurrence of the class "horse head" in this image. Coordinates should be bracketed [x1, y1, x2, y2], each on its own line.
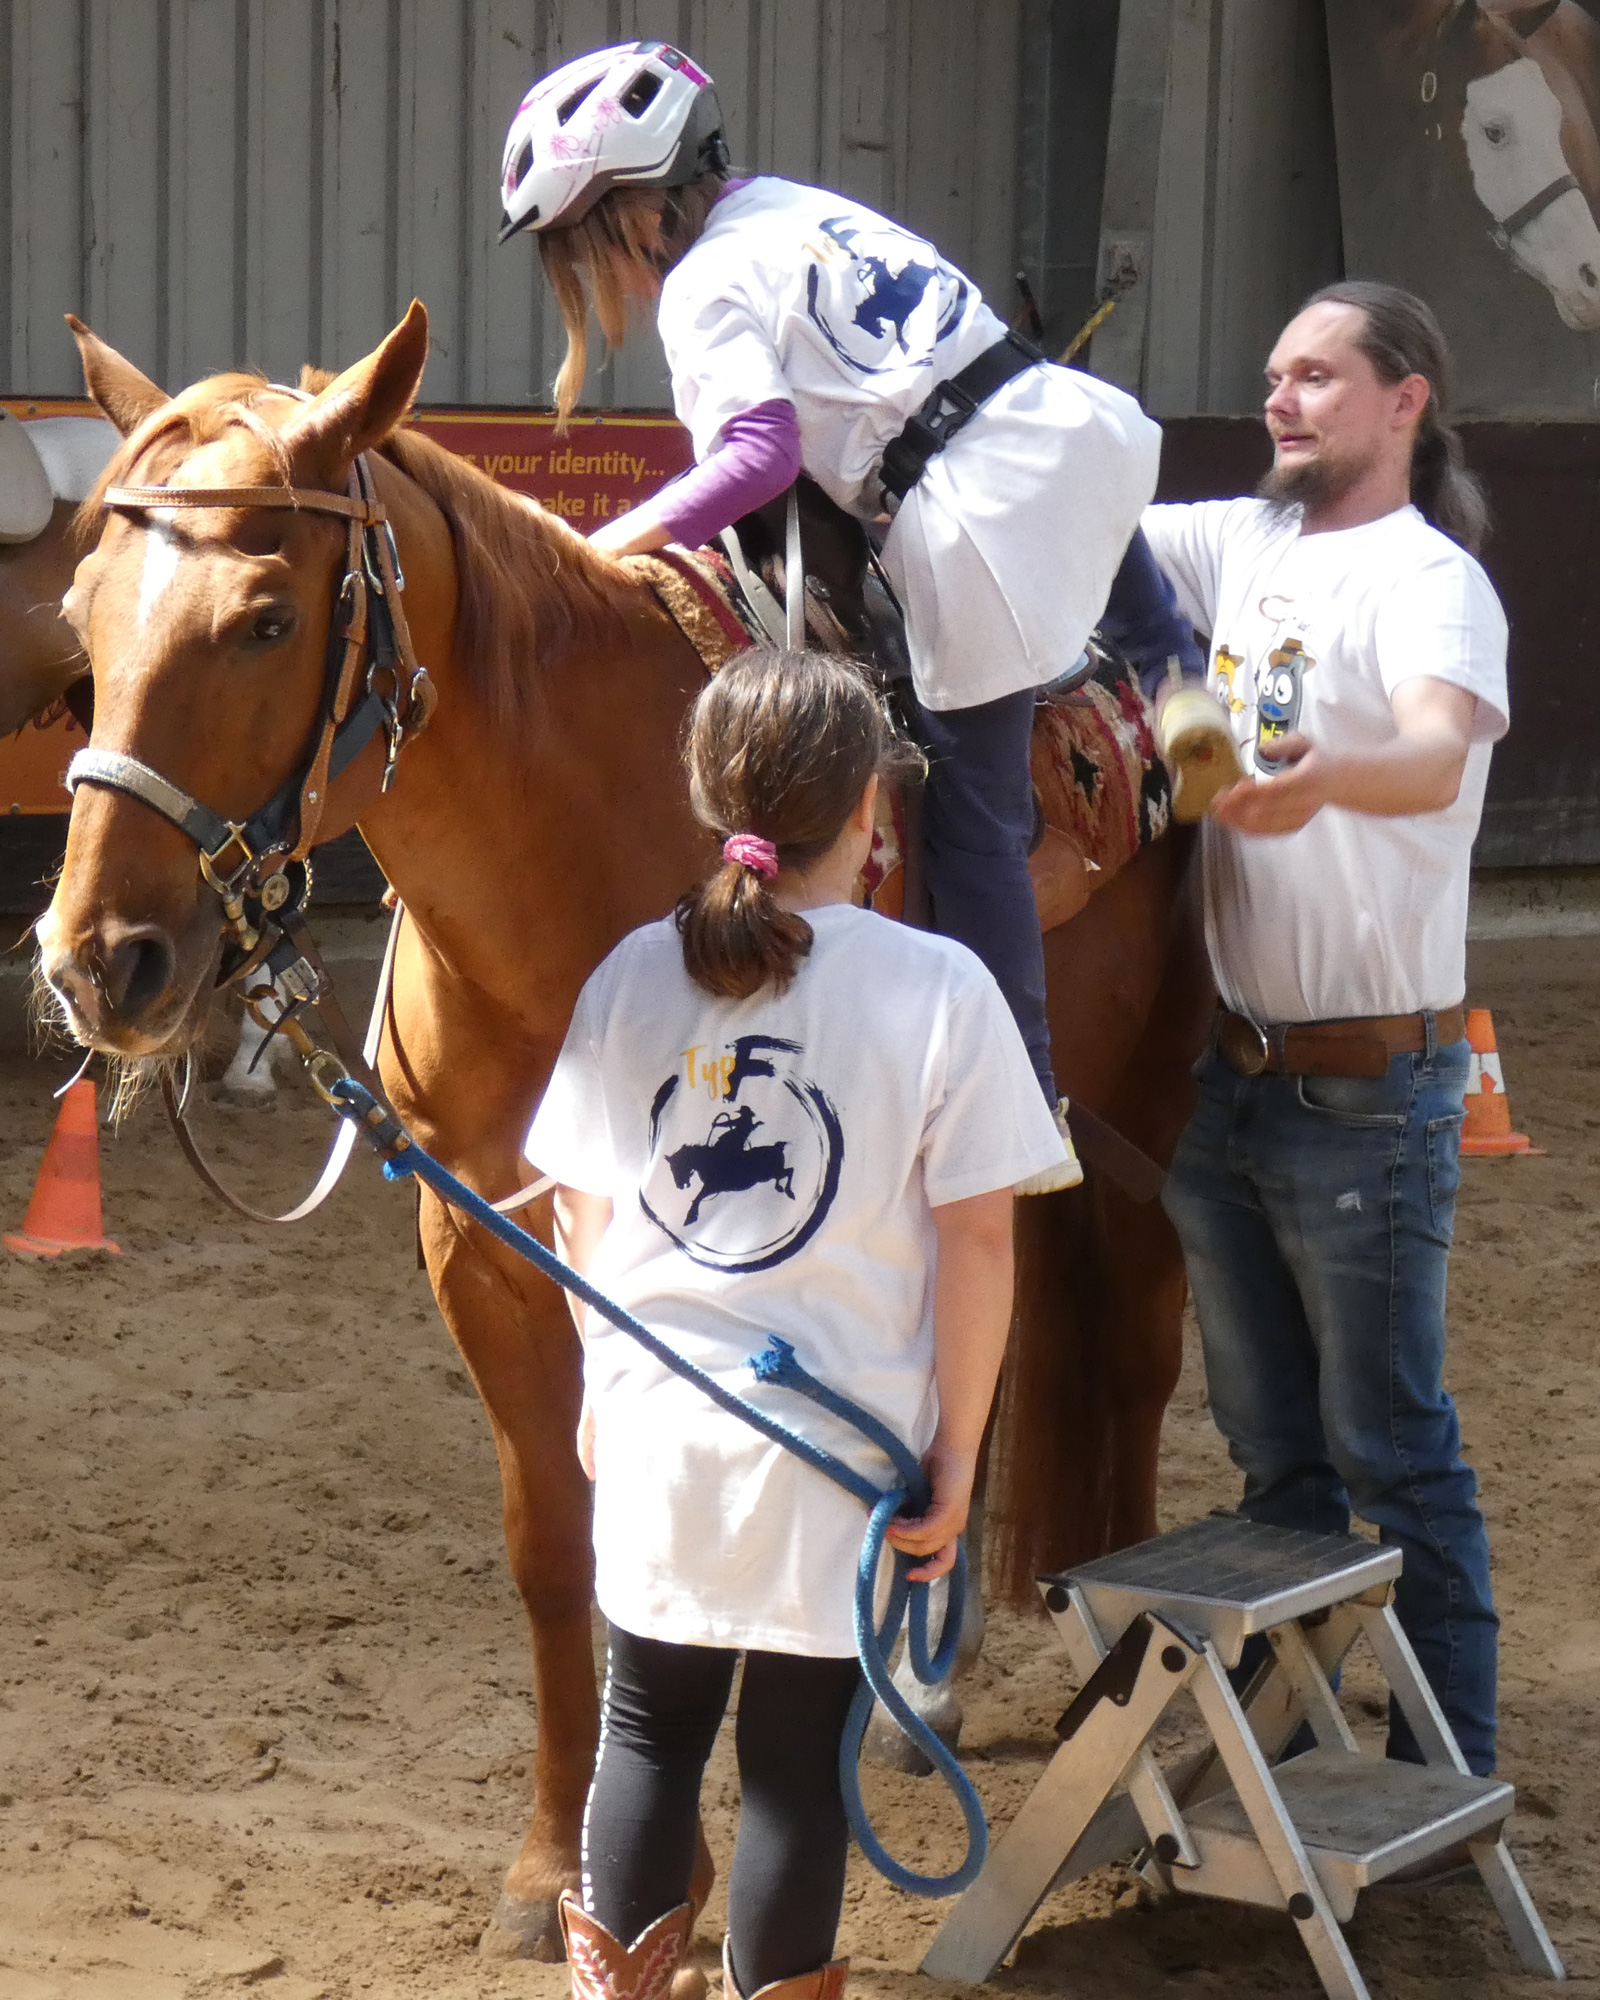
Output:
[36, 303, 432, 1058]
[1440, 0, 1600, 328]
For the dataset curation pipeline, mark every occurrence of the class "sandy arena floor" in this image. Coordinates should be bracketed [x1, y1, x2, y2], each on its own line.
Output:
[0, 933, 1596, 2000]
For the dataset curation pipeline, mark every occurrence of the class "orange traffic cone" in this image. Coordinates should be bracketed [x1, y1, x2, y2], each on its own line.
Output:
[1460, 1008, 1532, 1157]
[4, 1079, 121, 1257]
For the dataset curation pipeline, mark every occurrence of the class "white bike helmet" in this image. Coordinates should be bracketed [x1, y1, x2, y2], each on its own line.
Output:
[499, 41, 729, 242]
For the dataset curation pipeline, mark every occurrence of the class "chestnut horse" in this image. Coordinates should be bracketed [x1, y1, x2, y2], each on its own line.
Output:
[36, 303, 1210, 1958]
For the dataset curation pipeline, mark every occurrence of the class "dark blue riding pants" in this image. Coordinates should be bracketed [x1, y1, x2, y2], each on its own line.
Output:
[903, 527, 1200, 1105]
[907, 686, 1055, 1104]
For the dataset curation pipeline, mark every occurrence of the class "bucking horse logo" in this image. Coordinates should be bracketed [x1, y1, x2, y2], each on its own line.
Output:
[668, 1104, 796, 1226]
[804, 216, 967, 374]
[641, 1033, 844, 1273]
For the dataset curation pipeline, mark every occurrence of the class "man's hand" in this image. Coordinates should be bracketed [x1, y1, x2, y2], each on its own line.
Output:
[885, 1439, 979, 1582]
[1210, 676, 1478, 836]
[1212, 733, 1328, 834]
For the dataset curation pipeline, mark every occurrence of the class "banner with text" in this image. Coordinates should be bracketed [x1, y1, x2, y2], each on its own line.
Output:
[0, 406, 693, 812]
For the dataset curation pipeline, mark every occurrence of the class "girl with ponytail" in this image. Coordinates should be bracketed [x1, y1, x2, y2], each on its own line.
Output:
[525, 648, 1066, 2000]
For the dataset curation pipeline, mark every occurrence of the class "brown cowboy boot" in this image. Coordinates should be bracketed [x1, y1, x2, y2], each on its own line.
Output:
[560, 1893, 708, 2000]
[721, 1934, 849, 2000]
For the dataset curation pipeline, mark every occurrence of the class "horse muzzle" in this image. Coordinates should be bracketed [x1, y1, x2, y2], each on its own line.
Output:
[36, 909, 203, 1056]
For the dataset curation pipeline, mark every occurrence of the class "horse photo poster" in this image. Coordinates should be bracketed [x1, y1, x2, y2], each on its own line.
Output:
[1328, 0, 1600, 415]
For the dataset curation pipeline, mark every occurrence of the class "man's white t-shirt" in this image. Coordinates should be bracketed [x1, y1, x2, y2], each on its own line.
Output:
[524, 906, 1064, 1656]
[1141, 499, 1509, 1024]
[656, 177, 1160, 710]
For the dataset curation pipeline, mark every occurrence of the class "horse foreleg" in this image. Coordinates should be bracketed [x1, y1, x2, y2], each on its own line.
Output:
[422, 1195, 601, 1963]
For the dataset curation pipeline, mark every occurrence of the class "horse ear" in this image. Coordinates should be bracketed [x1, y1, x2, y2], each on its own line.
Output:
[64, 315, 168, 436]
[284, 300, 430, 475]
[1504, 0, 1561, 35]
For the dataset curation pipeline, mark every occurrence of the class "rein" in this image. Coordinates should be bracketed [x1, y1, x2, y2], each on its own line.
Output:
[66, 447, 437, 1220]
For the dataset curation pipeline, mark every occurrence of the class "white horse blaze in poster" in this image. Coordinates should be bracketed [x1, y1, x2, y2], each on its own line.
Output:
[1462, 59, 1600, 330]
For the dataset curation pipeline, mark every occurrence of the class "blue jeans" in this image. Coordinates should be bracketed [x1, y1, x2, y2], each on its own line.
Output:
[1162, 1030, 1498, 1774]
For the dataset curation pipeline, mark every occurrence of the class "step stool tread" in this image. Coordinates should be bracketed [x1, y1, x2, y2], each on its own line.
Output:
[1047, 1518, 1400, 1635]
[1186, 1746, 1513, 1879]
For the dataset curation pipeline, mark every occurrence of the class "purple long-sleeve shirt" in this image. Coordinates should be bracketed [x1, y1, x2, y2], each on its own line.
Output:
[651, 396, 802, 548]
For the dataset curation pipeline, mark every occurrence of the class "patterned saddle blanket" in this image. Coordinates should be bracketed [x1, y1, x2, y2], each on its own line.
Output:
[627, 545, 1171, 935]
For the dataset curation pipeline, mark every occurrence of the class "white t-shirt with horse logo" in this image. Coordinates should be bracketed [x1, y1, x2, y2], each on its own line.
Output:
[656, 176, 1161, 710]
[1142, 498, 1509, 1025]
[525, 904, 1063, 1655]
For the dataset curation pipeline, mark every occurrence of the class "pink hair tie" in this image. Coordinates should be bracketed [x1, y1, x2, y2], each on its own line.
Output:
[722, 832, 780, 879]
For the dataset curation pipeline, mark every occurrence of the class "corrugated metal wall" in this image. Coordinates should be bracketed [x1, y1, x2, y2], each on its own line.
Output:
[2, 0, 1023, 408]
[1091, 0, 1342, 417]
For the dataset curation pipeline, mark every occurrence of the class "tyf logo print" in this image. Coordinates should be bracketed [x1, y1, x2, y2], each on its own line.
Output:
[640, 1034, 844, 1273]
[804, 216, 968, 374]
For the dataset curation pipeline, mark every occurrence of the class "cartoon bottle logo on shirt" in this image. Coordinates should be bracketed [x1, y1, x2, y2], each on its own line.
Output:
[1213, 646, 1247, 715]
[639, 1034, 844, 1274]
[1255, 637, 1315, 773]
[804, 216, 968, 374]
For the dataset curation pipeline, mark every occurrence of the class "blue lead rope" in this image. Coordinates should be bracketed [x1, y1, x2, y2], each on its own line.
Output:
[326, 1078, 986, 1896]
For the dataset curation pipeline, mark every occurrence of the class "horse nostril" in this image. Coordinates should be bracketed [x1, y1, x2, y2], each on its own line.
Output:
[1582, 264, 1598, 289]
[103, 927, 177, 1021]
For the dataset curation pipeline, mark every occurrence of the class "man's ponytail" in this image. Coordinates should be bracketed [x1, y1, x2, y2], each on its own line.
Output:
[1409, 402, 1490, 556]
[1305, 280, 1490, 555]
[675, 649, 922, 1001]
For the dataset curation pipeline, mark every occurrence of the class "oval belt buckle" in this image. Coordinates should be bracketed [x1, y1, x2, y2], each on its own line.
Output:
[1222, 1012, 1271, 1077]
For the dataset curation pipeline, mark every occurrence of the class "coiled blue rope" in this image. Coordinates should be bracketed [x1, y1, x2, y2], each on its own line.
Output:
[326, 1077, 986, 1896]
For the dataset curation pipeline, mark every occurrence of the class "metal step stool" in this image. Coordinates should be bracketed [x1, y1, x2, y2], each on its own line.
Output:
[922, 1516, 1564, 2000]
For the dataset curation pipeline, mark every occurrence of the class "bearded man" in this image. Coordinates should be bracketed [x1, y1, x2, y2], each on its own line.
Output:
[1143, 281, 1507, 1783]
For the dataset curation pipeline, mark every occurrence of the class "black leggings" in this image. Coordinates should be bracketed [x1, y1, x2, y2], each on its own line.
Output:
[582, 1624, 862, 1994]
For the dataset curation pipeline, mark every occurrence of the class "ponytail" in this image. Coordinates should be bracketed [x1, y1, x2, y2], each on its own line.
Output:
[1304, 280, 1490, 554]
[1409, 402, 1490, 556]
[677, 856, 817, 1001]
[675, 648, 922, 1001]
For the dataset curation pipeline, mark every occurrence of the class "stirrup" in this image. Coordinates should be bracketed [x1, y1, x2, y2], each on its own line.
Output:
[1158, 685, 1243, 823]
[1017, 1098, 1084, 1196]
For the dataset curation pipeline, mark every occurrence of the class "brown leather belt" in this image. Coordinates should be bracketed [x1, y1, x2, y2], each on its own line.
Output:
[1217, 1006, 1468, 1079]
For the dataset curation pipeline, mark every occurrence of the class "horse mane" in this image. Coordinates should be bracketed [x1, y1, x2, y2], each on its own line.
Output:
[378, 419, 633, 727]
[79, 365, 636, 728]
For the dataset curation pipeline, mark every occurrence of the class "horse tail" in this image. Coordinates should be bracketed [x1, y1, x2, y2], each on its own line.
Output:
[988, 1177, 1116, 1607]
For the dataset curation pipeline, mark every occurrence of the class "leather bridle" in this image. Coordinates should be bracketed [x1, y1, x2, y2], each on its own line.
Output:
[68, 453, 434, 980]
[61, 446, 437, 1221]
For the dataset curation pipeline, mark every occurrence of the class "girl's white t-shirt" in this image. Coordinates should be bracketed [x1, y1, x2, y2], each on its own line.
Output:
[656, 177, 1161, 710]
[1141, 498, 1509, 1023]
[524, 905, 1064, 1656]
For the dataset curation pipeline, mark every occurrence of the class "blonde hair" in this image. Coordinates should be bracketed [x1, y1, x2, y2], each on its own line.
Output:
[539, 174, 727, 426]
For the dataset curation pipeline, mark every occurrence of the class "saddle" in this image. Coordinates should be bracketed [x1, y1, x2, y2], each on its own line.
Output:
[0, 411, 120, 543]
[627, 477, 1171, 936]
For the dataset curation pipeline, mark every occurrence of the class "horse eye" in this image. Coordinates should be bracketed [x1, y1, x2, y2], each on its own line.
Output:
[1483, 121, 1507, 145]
[247, 607, 297, 647]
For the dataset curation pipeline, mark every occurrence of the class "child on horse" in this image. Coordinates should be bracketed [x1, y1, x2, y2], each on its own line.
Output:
[499, 41, 1238, 1190]
[524, 647, 1066, 2000]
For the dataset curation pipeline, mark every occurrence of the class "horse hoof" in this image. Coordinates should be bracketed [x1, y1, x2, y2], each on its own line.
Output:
[478, 1891, 566, 1962]
[215, 1079, 278, 1111]
[862, 1707, 937, 1777]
